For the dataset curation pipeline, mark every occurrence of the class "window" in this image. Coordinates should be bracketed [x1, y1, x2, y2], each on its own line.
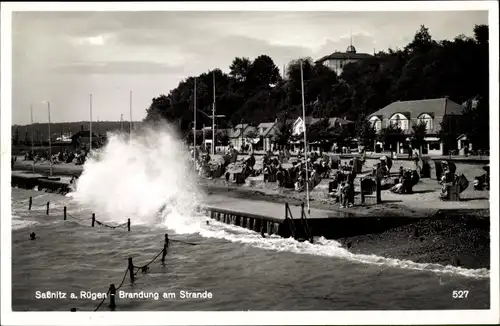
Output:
[418, 114, 433, 130]
[389, 113, 409, 130]
[369, 117, 382, 131]
[429, 141, 441, 151]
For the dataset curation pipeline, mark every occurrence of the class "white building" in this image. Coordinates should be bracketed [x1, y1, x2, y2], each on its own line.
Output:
[316, 45, 373, 76]
[368, 98, 465, 156]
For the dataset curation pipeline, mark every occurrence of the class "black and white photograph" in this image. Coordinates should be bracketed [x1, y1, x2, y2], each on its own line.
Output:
[1, 1, 499, 325]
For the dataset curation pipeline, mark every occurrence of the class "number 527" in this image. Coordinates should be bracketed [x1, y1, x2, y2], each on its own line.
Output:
[452, 290, 469, 299]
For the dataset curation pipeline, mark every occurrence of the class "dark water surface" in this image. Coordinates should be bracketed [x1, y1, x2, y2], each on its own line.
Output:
[11, 188, 489, 311]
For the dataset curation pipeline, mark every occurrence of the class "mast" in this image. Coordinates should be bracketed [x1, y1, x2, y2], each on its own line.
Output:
[212, 71, 216, 156]
[89, 94, 92, 152]
[129, 90, 133, 141]
[300, 60, 310, 214]
[47, 101, 52, 177]
[193, 78, 197, 170]
[30, 104, 34, 173]
[120, 114, 124, 132]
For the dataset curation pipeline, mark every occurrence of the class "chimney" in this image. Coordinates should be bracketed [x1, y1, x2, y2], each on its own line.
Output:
[80, 125, 84, 132]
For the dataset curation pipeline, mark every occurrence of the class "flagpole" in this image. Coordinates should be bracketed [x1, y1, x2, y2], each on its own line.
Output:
[300, 60, 310, 214]
[30, 104, 34, 173]
[89, 94, 93, 152]
[193, 78, 197, 170]
[129, 90, 133, 141]
[212, 71, 216, 156]
[47, 101, 52, 177]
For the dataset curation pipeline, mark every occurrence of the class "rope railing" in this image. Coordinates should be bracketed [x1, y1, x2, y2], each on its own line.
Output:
[93, 236, 169, 312]
[22, 196, 131, 231]
[18, 196, 207, 311]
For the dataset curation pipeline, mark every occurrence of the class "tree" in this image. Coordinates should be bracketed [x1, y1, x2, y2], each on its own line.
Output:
[462, 97, 489, 150]
[144, 95, 172, 123]
[216, 130, 230, 146]
[247, 55, 281, 89]
[411, 120, 427, 156]
[141, 24, 489, 155]
[380, 124, 405, 156]
[355, 117, 377, 149]
[273, 116, 293, 148]
[308, 118, 330, 143]
[229, 57, 252, 83]
[405, 25, 435, 54]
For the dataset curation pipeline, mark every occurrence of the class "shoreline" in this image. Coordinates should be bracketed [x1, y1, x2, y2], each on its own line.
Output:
[12, 160, 489, 218]
[10, 161, 491, 270]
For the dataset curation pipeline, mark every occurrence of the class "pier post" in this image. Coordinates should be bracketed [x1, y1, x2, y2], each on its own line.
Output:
[46, 201, 50, 215]
[127, 218, 131, 232]
[162, 234, 169, 263]
[235, 216, 241, 226]
[376, 177, 382, 204]
[161, 242, 167, 263]
[28, 197, 32, 210]
[254, 219, 261, 232]
[63, 206, 67, 220]
[92, 213, 95, 227]
[109, 284, 116, 311]
[128, 257, 134, 283]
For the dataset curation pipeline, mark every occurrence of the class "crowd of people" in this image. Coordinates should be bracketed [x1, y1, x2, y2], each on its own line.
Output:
[189, 143, 486, 205]
[23, 148, 89, 166]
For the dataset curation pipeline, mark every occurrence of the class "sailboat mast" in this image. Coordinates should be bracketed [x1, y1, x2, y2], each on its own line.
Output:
[300, 60, 310, 214]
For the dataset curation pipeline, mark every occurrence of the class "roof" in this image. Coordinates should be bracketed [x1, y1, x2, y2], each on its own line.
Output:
[257, 122, 276, 137]
[295, 116, 354, 128]
[368, 98, 464, 120]
[316, 51, 372, 63]
[242, 126, 259, 138]
[234, 123, 249, 129]
[228, 124, 249, 138]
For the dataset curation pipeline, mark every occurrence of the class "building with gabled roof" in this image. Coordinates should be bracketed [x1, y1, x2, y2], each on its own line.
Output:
[316, 42, 373, 75]
[367, 98, 466, 155]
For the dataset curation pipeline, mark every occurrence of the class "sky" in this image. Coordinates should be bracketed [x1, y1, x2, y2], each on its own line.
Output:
[11, 9, 488, 125]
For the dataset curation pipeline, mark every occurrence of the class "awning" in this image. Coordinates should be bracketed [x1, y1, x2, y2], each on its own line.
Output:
[424, 137, 440, 142]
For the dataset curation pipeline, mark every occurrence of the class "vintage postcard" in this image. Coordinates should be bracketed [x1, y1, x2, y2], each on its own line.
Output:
[1, 1, 498, 325]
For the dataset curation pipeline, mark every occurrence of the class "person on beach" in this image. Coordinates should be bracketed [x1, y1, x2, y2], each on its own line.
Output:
[340, 181, 352, 208]
[413, 152, 421, 174]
